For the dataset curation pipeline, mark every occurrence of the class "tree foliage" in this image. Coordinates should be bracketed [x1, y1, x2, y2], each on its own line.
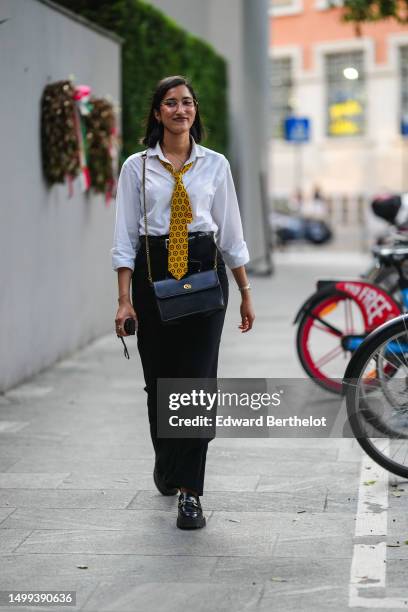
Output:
[53, 0, 228, 161]
[342, 0, 408, 30]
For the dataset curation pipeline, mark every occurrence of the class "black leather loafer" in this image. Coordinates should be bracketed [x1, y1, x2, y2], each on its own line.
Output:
[177, 491, 206, 530]
[153, 465, 178, 496]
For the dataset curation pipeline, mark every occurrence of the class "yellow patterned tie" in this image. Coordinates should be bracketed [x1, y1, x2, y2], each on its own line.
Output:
[159, 159, 194, 280]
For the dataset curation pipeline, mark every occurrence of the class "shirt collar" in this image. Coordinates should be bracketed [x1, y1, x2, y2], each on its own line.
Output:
[146, 136, 205, 163]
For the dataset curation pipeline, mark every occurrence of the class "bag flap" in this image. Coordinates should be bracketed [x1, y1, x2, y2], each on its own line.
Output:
[153, 270, 220, 299]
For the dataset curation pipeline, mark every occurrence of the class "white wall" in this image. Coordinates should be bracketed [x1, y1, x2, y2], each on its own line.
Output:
[0, 0, 121, 392]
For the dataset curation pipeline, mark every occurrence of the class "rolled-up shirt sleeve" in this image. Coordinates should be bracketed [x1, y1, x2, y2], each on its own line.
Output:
[111, 157, 140, 272]
[211, 157, 250, 270]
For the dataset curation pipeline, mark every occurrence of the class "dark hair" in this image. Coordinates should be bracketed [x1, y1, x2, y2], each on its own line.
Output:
[141, 76, 204, 148]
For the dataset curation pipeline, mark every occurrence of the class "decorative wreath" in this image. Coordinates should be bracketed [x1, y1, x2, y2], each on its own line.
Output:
[41, 79, 118, 203]
[85, 97, 117, 200]
[41, 80, 80, 184]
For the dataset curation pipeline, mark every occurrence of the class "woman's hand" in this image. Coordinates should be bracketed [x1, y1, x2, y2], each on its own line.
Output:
[238, 293, 255, 333]
[115, 298, 137, 336]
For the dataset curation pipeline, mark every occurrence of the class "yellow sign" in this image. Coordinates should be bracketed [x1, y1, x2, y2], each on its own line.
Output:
[329, 99, 363, 136]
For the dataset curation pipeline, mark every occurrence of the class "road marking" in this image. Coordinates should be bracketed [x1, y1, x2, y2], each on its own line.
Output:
[349, 443, 408, 608]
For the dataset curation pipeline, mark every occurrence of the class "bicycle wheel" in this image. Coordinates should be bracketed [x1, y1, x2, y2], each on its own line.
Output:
[296, 291, 366, 394]
[344, 315, 408, 478]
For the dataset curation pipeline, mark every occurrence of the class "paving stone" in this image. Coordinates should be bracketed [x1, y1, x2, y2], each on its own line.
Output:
[0, 421, 30, 433]
[258, 586, 350, 612]
[0, 457, 19, 471]
[383, 560, 408, 590]
[0, 490, 137, 509]
[274, 533, 354, 559]
[0, 432, 69, 445]
[204, 456, 359, 478]
[212, 437, 355, 450]
[0, 446, 149, 462]
[4, 384, 53, 401]
[54, 472, 258, 492]
[82, 581, 262, 612]
[0, 507, 16, 524]
[0, 395, 13, 406]
[212, 555, 352, 587]
[0, 529, 32, 553]
[208, 444, 340, 462]
[0, 553, 217, 581]
[256, 470, 359, 492]
[56, 473, 155, 490]
[387, 507, 408, 529]
[5, 458, 152, 474]
[0, 473, 70, 488]
[129, 488, 357, 513]
[14, 513, 276, 557]
[1, 508, 175, 531]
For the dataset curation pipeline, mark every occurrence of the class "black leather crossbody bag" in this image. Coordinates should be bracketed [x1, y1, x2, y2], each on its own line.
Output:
[141, 152, 225, 323]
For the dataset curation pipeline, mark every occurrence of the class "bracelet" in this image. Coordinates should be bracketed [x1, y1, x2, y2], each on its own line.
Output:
[239, 284, 251, 292]
[118, 293, 130, 302]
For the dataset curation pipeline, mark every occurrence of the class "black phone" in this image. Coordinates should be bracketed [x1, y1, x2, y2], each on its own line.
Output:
[123, 317, 136, 335]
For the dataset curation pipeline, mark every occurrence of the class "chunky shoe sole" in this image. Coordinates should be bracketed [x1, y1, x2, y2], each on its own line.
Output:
[177, 513, 206, 530]
[153, 467, 179, 496]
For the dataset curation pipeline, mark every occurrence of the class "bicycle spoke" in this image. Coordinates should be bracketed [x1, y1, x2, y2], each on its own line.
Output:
[308, 311, 343, 336]
[349, 301, 355, 333]
[390, 442, 407, 462]
[395, 335, 408, 368]
[345, 300, 353, 335]
[400, 444, 408, 465]
[312, 323, 343, 338]
[314, 345, 344, 369]
[377, 350, 405, 375]
[385, 343, 408, 375]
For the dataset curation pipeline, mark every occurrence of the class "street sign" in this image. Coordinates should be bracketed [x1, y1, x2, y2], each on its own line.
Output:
[284, 116, 310, 143]
[401, 115, 408, 137]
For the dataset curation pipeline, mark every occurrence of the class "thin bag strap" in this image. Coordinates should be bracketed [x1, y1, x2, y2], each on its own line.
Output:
[141, 152, 154, 284]
[141, 151, 218, 278]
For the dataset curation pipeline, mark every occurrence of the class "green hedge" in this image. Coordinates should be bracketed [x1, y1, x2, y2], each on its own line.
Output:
[53, 0, 228, 163]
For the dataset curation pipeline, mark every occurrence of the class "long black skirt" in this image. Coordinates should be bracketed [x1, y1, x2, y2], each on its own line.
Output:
[131, 234, 229, 496]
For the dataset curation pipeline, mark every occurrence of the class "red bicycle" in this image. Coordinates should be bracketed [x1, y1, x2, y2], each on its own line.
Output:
[294, 247, 407, 394]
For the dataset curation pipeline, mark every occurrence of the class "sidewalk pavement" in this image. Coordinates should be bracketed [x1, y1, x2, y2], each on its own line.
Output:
[1, 246, 408, 611]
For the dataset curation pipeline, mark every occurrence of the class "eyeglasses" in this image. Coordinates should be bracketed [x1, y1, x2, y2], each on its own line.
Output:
[160, 97, 197, 109]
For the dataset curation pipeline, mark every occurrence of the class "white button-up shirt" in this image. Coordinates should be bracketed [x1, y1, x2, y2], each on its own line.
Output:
[111, 138, 250, 271]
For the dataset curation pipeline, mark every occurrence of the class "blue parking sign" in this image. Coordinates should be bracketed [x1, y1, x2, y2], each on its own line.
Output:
[401, 115, 408, 137]
[284, 117, 310, 143]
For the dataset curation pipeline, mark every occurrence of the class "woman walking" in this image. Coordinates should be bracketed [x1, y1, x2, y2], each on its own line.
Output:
[112, 76, 255, 530]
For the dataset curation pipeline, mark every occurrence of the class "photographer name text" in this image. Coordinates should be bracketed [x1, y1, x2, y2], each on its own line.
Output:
[168, 415, 327, 428]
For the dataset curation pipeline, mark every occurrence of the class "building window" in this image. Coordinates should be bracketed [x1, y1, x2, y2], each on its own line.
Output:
[270, 0, 296, 8]
[270, 57, 294, 139]
[315, 0, 343, 10]
[400, 46, 408, 130]
[269, 0, 302, 16]
[325, 51, 365, 137]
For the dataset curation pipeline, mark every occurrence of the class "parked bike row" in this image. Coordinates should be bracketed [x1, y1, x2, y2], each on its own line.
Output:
[295, 193, 408, 477]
